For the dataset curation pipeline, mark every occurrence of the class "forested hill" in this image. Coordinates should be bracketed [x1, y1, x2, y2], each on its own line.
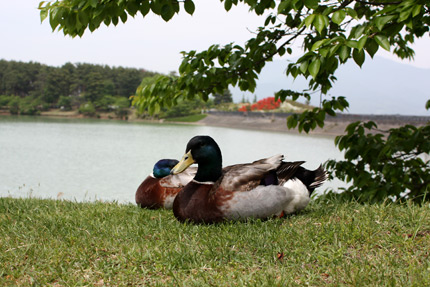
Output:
[0, 59, 157, 115]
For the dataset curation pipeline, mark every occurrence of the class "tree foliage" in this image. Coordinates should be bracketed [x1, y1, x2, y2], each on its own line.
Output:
[39, 0, 430, 203]
[0, 60, 155, 115]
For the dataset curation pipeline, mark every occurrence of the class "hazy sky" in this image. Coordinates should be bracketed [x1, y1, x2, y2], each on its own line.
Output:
[1, 0, 430, 75]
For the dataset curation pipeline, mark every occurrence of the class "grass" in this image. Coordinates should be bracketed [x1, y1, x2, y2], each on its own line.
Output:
[164, 114, 207, 122]
[1, 197, 429, 286]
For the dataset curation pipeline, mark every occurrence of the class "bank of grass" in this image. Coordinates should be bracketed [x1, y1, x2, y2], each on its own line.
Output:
[164, 114, 207, 122]
[1, 197, 429, 286]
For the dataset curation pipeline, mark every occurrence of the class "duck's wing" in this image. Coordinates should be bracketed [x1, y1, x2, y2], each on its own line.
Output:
[276, 161, 306, 185]
[160, 166, 197, 187]
[219, 154, 284, 191]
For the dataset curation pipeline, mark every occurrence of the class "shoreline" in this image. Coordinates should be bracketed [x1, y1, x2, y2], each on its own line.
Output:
[1, 109, 427, 137]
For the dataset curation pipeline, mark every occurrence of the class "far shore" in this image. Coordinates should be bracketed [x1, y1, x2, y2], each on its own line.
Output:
[1, 109, 428, 137]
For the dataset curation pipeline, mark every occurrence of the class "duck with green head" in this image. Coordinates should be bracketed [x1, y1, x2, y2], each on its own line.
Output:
[135, 159, 196, 209]
[171, 135, 327, 223]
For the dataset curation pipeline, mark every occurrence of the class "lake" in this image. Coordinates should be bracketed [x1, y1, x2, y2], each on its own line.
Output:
[0, 116, 345, 203]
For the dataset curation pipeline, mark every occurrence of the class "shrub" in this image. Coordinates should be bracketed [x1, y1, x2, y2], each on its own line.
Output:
[238, 97, 281, 111]
[19, 97, 41, 115]
[94, 95, 116, 111]
[113, 97, 130, 119]
[325, 121, 430, 204]
[8, 97, 20, 115]
[78, 102, 96, 117]
[0, 95, 13, 107]
[58, 96, 72, 111]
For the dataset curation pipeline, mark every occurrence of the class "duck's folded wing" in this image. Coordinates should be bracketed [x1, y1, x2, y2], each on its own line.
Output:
[220, 154, 284, 191]
[276, 161, 305, 185]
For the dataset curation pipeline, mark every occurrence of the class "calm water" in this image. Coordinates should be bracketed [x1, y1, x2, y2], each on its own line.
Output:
[0, 116, 344, 203]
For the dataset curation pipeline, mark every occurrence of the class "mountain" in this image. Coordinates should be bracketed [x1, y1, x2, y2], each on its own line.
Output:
[231, 56, 430, 116]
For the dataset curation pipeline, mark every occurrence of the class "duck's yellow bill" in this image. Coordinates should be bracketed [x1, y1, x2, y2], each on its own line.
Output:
[171, 151, 194, 174]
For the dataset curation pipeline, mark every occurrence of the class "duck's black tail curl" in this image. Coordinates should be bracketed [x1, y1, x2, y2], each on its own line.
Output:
[307, 165, 328, 194]
[277, 162, 328, 195]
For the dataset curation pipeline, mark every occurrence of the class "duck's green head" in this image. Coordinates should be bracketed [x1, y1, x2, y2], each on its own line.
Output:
[171, 135, 223, 182]
[153, 159, 179, 178]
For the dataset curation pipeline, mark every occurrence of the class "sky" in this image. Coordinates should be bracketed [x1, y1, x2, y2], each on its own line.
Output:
[2, 0, 430, 74]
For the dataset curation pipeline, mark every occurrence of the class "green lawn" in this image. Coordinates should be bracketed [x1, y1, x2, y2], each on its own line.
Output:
[1, 197, 429, 286]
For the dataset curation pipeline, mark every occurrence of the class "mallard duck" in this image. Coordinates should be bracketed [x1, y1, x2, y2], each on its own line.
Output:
[135, 159, 196, 209]
[171, 135, 327, 223]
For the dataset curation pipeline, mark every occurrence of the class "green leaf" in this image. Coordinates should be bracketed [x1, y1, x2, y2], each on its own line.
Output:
[373, 15, 395, 31]
[365, 38, 379, 58]
[352, 25, 365, 39]
[140, 1, 150, 16]
[357, 36, 368, 51]
[150, 1, 162, 14]
[374, 35, 390, 51]
[224, 0, 232, 11]
[304, 0, 318, 10]
[287, 115, 297, 129]
[426, 100, 430, 110]
[345, 7, 357, 19]
[353, 49, 365, 67]
[329, 44, 341, 57]
[299, 61, 309, 74]
[184, 0, 195, 15]
[322, 6, 334, 17]
[40, 9, 48, 23]
[89, 0, 98, 8]
[120, 12, 127, 23]
[311, 39, 328, 51]
[304, 14, 315, 29]
[412, 5, 422, 17]
[112, 16, 119, 26]
[399, 7, 413, 22]
[332, 10, 345, 25]
[313, 14, 326, 34]
[346, 40, 358, 49]
[338, 45, 350, 62]
[278, 47, 286, 56]
[277, 1, 289, 14]
[308, 58, 321, 78]
[161, 4, 174, 21]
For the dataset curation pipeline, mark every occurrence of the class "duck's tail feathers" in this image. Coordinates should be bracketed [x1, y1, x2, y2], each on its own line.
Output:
[308, 165, 328, 194]
[280, 163, 327, 195]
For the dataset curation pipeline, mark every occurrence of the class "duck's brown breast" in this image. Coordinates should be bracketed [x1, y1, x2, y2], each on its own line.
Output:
[173, 181, 227, 224]
[135, 176, 164, 209]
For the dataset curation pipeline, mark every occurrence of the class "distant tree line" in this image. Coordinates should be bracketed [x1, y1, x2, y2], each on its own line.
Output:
[0, 59, 157, 116]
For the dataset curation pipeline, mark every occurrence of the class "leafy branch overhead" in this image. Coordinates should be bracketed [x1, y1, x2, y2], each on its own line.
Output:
[39, 0, 196, 34]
